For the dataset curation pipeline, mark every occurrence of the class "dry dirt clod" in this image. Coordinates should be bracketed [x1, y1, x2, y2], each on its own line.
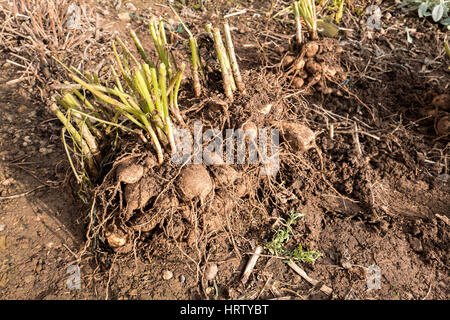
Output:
[118, 12, 131, 22]
[436, 116, 450, 136]
[162, 270, 173, 280]
[116, 163, 145, 184]
[431, 94, 450, 111]
[205, 264, 218, 281]
[177, 165, 213, 202]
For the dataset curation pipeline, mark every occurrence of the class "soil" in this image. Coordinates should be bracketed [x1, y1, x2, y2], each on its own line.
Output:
[0, 0, 449, 300]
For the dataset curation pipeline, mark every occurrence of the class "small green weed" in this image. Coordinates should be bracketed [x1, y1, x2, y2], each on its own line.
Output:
[265, 211, 322, 264]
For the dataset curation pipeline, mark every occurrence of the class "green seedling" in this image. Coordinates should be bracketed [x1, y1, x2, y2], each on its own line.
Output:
[265, 211, 322, 264]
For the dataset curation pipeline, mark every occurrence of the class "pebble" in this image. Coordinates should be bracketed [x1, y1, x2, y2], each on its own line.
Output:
[118, 12, 131, 22]
[39, 147, 52, 155]
[179, 275, 186, 283]
[0, 225, 5, 232]
[125, 2, 137, 11]
[162, 270, 173, 280]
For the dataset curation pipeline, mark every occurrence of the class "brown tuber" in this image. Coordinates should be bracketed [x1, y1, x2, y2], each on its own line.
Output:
[124, 175, 157, 217]
[282, 55, 295, 69]
[292, 78, 305, 89]
[305, 59, 322, 75]
[292, 58, 306, 71]
[116, 163, 144, 184]
[304, 42, 319, 57]
[242, 121, 258, 142]
[272, 121, 316, 152]
[177, 165, 213, 201]
[436, 116, 450, 136]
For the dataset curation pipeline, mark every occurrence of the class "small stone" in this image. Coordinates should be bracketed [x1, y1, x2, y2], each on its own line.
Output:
[179, 275, 186, 283]
[1, 178, 14, 186]
[162, 270, 173, 280]
[39, 147, 52, 155]
[118, 12, 131, 22]
[0, 225, 5, 232]
[205, 287, 213, 295]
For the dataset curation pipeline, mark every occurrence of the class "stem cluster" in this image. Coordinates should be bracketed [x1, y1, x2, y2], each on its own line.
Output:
[52, 22, 186, 185]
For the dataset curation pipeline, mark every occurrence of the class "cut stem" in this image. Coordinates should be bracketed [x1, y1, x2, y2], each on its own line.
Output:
[208, 24, 234, 100]
[223, 22, 245, 93]
[190, 36, 202, 97]
[292, 2, 303, 45]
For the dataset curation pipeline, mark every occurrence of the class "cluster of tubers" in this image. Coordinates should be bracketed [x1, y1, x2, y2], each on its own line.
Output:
[104, 158, 249, 252]
[282, 39, 346, 94]
[102, 117, 317, 252]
